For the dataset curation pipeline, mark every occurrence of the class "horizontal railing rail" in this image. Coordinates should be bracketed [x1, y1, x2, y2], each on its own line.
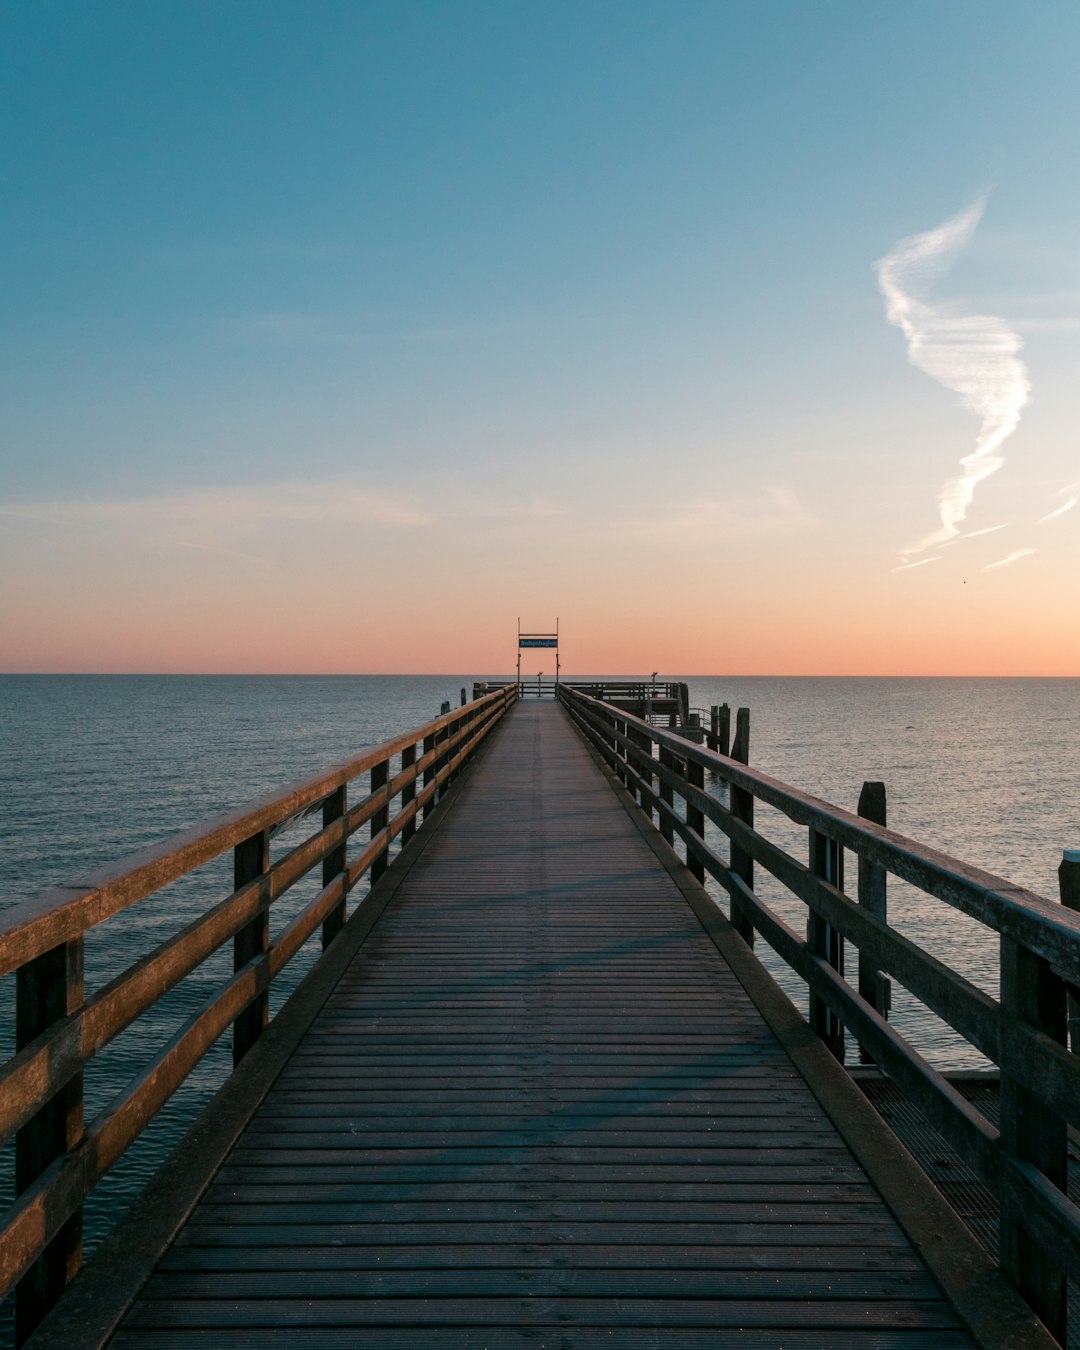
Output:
[559, 683, 1080, 1345]
[0, 684, 517, 1342]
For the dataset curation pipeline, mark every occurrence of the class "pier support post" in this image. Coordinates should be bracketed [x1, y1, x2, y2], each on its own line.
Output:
[708, 704, 730, 756]
[1060, 849, 1080, 1053]
[321, 785, 348, 949]
[629, 726, 654, 821]
[1000, 931, 1068, 1340]
[658, 745, 675, 845]
[371, 758, 390, 884]
[233, 828, 270, 1065]
[15, 939, 84, 1345]
[422, 731, 436, 821]
[686, 755, 705, 883]
[729, 708, 754, 946]
[856, 781, 889, 1062]
[400, 744, 418, 848]
[808, 829, 845, 1062]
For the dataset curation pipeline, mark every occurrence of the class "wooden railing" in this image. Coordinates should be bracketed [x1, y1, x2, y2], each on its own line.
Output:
[560, 683, 1080, 1343]
[0, 684, 517, 1342]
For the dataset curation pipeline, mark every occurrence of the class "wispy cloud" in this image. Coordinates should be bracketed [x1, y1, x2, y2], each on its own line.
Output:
[0, 477, 430, 535]
[983, 547, 1037, 572]
[1038, 491, 1078, 523]
[175, 540, 273, 565]
[624, 487, 817, 543]
[1039, 495, 1077, 522]
[876, 198, 1031, 562]
[892, 556, 941, 572]
[957, 524, 1008, 539]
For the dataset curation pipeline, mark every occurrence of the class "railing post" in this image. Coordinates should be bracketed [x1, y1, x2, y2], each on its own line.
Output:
[614, 716, 627, 787]
[371, 758, 390, 884]
[857, 781, 889, 1062]
[1060, 849, 1080, 1053]
[233, 828, 270, 1066]
[729, 707, 754, 945]
[321, 785, 348, 949]
[808, 828, 845, 1062]
[422, 729, 436, 821]
[400, 743, 418, 848]
[1000, 933, 1068, 1340]
[685, 754, 705, 883]
[15, 939, 84, 1344]
[658, 745, 675, 845]
[630, 726, 653, 821]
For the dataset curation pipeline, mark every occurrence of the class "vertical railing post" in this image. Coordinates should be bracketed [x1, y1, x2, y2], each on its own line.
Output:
[321, 785, 348, 949]
[400, 743, 418, 848]
[630, 726, 653, 821]
[371, 758, 390, 884]
[603, 708, 618, 774]
[658, 744, 675, 845]
[857, 781, 889, 1062]
[15, 939, 84, 1344]
[685, 753, 705, 883]
[1060, 849, 1080, 1053]
[422, 730, 436, 822]
[808, 828, 845, 1062]
[233, 829, 270, 1065]
[1000, 933, 1068, 1340]
[729, 707, 754, 945]
[614, 716, 627, 787]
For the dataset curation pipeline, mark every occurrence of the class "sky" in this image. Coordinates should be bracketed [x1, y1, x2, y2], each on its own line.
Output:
[2, 0, 1079, 675]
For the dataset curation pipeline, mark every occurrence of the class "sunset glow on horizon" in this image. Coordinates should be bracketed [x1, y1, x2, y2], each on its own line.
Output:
[3, 3, 1080, 677]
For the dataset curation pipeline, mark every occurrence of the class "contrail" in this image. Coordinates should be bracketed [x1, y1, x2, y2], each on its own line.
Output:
[876, 199, 1031, 561]
[982, 547, 1036, 572]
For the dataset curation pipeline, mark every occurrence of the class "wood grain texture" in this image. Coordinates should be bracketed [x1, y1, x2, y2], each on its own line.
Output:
[113, 702, 969, 1347]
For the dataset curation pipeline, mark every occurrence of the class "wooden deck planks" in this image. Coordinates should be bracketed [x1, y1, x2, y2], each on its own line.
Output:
[114, 701, 971, 1347]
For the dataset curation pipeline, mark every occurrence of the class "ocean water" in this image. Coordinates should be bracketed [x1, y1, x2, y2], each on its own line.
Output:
[0, 673, 1078, 1276]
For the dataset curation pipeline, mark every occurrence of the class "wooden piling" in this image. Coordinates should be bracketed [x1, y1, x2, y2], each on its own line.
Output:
[15, 940, 84, 1345]
[857, 781, 888, 1061]
[232, 829, 270, 1066]
[1061, 849, 1080, 1054]
[729, 708, 754, 945]
[1000, 930, 1068, 1341]
[808, 828, 845, 1062]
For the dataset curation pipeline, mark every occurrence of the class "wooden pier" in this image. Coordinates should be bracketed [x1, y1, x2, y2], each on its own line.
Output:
[2, 688, 1078, 1347]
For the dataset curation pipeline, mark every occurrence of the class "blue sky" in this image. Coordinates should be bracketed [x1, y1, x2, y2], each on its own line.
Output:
[3, 1, 1080, 672]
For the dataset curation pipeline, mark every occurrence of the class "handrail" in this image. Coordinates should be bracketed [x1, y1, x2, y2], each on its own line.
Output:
[559, 682, 1080, 1344]
[0, 684, 517, 1342]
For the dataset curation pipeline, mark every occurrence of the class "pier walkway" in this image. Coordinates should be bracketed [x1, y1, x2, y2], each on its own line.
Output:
[106, 702, 971, 1348]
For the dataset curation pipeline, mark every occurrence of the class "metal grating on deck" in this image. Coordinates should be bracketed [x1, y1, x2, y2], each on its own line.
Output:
[111, 701, 972, 1347]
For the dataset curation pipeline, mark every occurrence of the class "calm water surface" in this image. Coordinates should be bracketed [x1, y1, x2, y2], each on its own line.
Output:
[1, 674, 1077, 1273]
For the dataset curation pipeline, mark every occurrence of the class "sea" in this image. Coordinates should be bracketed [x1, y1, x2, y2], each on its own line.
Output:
[1, 673, 1078, 1278]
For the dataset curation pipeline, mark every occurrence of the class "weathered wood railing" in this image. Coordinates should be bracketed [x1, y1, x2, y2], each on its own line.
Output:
[0, 684, 516, 1343]
[560, 683, 1080, 1343]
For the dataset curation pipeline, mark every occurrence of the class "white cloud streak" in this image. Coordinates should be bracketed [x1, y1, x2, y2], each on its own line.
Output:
[876, 199, 1031, 562]
[957, 524, 1008, 540]
[892, 556, 941, 572]
[1038, 495, 1078, 523]
[625, 488, 818, 543]
[0, 478, 430, 533]
[982, 548, 1037, 572]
